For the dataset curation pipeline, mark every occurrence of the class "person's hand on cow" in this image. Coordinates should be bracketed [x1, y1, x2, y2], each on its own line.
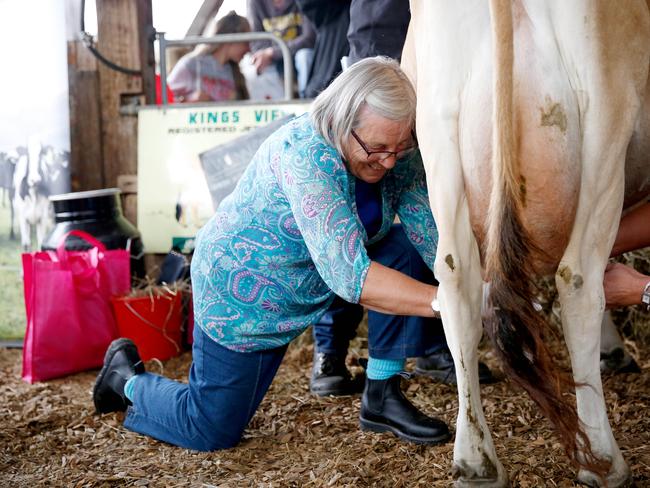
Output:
[604, 201, 650, 309]
[603, 262, 650, 309]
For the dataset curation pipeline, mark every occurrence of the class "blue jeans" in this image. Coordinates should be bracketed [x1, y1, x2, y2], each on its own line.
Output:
[313, 225, 447, 359]
[124, 326, 287, 451]
[294, 48, 314, 98]
[274, 47, 314, 98]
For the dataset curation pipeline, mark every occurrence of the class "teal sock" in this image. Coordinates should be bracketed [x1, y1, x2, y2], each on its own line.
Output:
[124, 375, 138, 402]
[366, 357, 405, 380]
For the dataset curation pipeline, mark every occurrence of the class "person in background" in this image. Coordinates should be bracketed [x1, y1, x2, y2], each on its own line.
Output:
[93, 57, 452, 449]
[346, 0, 410, 65]
[247, 0, 315, 98]
[604, 201, 650, 309]
[167, 11, 251, 103]
[307, 0, 495, 398]
[295, 0, 350, 99]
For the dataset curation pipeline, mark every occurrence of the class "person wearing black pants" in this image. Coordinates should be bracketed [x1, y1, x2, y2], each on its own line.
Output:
[308, 0, 495, 398]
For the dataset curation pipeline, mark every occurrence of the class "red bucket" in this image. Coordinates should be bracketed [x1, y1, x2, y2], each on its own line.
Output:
[111, 292, 183, 361]
[186, 292, 194, 346]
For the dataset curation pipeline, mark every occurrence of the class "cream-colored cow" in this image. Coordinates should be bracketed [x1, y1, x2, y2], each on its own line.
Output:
[402, 1, 650, 486]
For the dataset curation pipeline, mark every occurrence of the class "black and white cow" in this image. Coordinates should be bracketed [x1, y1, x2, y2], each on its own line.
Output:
[12, 138, 70, 251]
[0, 150, 17, 239]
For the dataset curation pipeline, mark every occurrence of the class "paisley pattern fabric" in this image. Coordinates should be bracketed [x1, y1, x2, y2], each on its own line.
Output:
[191, 114, 439, 352]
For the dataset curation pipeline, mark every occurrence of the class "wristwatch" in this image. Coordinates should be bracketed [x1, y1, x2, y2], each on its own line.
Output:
[431, 295, 441, 317]
[642, 281, 650, 311]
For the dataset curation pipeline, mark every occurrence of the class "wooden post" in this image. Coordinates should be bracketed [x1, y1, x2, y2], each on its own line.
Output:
[65, 0, 104, 191]
[95, 0, 154, 225]
[67, 42, 105, 191]
[135, 1, 156, 105]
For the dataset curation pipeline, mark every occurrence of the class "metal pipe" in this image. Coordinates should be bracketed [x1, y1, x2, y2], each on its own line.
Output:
[159, 32, 168, 104]
[157, 31, 294, 104]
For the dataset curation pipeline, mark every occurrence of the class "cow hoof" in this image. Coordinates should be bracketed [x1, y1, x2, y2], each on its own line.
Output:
[454, 480, 508, 488]
[452, 461, 509, 487]
[453, 477, 509, 488]
[577, 467, 633, 488]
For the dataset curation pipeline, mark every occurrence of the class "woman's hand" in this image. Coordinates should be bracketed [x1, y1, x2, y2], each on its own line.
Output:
[603, 262, 650, 309]
[251, 47, 275, 74]
[610, 202, 650, 257]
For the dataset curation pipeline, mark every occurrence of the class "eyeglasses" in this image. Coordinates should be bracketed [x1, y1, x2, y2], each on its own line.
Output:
[351, 129, 418, 162]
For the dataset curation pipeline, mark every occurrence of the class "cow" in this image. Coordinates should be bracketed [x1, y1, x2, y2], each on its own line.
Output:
[40, 145, 70, 196]
[13, 138, 53, 251]
[402, 1, 650, 486]
[0, 150, 17, 239]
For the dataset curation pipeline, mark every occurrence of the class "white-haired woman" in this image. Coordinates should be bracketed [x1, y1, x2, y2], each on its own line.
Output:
[168, 11, 251, 102]
[93, 56, 450, 450]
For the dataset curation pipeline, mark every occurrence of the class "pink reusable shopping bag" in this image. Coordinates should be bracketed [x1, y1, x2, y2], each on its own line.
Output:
[21, 230, 131, 383]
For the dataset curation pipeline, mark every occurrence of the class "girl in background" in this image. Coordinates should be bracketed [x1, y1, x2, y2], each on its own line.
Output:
[168, 11, 250, 102]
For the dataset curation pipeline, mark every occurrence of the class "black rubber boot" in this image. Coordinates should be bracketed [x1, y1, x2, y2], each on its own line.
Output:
[600, 347, 641, 375]
[93, 338, 145, 414]
[359, 373, 451, 445]
[415, 349, 497, 385]
[310, 352, 365, 396]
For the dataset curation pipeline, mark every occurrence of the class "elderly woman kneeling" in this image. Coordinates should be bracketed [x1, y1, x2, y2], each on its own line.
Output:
[93, 56, 450, 450]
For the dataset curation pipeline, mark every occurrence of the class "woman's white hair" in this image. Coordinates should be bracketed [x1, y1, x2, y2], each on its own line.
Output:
[310, 56, 416, 155]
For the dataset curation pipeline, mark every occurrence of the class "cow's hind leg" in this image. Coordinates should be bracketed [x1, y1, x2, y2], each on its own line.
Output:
[404, 1, 508, 483]
[556, 207, 631, 487]
[433, 191, 507, 488]
[418, 131, 508, 488]
[557, 247, 631, 486]
[555, 107, 638, 488]
[558, 4, 650, 485]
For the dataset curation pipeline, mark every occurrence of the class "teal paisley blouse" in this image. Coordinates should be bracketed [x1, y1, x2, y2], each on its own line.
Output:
[191, 114, 438, 352]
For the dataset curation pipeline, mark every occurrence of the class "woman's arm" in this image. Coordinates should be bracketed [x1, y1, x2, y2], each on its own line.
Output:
[610, 201, 650, 257]
[359, 261, 438, 317]
[603, 262, 650, 309]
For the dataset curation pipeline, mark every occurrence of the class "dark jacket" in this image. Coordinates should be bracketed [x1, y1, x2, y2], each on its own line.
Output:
[296, 0, 351, 98]
[347, 0, 410, 64]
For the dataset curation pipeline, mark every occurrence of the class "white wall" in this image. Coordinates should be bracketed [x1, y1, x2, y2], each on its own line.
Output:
[83, 0, 249, 39]
[0, 0, 70, 152]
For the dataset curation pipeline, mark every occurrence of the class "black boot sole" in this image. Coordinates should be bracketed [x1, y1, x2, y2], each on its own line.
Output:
[310, 376, 365, 397]
[601, 356, 641, 375]
[414, 367, 457, 385]
[359, 416, 452, 445]
[311, 386, 351, 396]
[93, 338, 143, 414]
[310, 385, 361, 397]
[414, 367, 498, 385]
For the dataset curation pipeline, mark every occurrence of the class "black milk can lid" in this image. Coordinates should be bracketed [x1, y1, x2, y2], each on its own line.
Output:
[49, 188, 121, 202]
[49, 188, 123, 222]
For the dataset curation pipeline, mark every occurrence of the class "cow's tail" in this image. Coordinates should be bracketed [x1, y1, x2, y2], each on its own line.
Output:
[484, 0, 609, 479]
